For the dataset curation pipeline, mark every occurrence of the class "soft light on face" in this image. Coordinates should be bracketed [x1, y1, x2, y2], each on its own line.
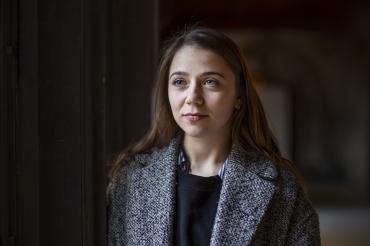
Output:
[168, 45, 239, 139]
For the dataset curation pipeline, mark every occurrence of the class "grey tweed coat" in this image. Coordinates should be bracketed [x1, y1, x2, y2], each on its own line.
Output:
[107, 137, 321, 245]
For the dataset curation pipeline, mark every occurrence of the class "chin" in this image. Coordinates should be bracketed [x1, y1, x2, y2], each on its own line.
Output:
[184, 132, 204, 138]
[182, 127, 209, 138]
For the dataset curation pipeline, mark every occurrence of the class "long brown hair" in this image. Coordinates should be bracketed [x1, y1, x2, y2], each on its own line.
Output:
[108, 26, 299, 193]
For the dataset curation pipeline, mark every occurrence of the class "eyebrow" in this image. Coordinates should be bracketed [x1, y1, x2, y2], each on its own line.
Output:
[169, 71, 225, 79]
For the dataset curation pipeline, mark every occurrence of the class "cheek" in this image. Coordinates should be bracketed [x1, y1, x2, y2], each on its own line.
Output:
[218, 103, 235, 120]
[207, 93, 236, 115]
[168, 90, 181, 114]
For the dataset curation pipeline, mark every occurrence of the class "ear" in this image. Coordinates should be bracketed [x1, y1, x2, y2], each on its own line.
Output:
[235, 98, 241, 110]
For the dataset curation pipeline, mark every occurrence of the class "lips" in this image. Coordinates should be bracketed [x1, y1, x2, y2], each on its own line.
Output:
[183, 113, 208, 122]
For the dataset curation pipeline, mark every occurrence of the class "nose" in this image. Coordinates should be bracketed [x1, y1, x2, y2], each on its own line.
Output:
[185, 82, 203, 105]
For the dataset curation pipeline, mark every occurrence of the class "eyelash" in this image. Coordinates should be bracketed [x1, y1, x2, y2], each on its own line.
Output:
[173, 79, 184, 85]
[171, 78, 219, 87]
[203, 79, 218, 86]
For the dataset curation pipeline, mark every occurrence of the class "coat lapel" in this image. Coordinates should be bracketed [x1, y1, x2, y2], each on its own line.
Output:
[210, 144, 278, 246]
[127, 137, 179, 245]
[126, 137, 277, 245]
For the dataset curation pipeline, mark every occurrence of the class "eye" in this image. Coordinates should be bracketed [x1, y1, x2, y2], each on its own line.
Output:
[172, 78, 185, 86]
[203, 79, 218, 86]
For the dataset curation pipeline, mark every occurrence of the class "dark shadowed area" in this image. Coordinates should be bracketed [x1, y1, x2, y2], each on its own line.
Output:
[1, 0, 369, 245]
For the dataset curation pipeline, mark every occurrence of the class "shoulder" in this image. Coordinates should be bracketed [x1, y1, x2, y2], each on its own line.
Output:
[229, 142, 303, 191]
[112, 136, 180, 188]
[275, 166, 321, 244]
[253, 155, 321, 243]
[277, 164, 301, 195]
[275, 163, 316, 215]
[244, 151, 315, 212]
[233, 147, 308, 201]
[249, 155, 321, 244]
[261, 157, 312, 208]
[271, 160, 320, 231]
[250, 152, 302, 196]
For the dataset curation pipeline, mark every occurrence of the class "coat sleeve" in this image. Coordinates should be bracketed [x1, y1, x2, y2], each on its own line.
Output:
[106, 174, 118, 246]
[284, 187, 321, 246]
[106, 165, 128, 246]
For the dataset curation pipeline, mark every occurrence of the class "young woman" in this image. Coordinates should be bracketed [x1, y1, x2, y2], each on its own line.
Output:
[107, 27, 321, 246]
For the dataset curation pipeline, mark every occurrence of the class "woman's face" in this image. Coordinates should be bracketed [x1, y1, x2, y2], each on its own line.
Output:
[168, 45, 239, 139]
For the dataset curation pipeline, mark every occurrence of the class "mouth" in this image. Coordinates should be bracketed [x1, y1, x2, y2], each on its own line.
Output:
[182, 113, 208, 122]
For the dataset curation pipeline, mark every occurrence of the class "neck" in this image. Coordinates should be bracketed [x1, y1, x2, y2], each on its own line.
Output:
[183, 132, 231, 176]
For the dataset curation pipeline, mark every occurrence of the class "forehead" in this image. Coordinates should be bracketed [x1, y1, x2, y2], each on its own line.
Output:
[169, 45, 233, 75]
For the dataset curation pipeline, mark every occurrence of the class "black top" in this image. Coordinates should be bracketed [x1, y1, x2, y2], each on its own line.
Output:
[174, 169, 222, 246]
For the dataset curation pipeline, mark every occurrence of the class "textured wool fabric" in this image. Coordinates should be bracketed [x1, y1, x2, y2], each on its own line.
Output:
[107, 136, 321, 245]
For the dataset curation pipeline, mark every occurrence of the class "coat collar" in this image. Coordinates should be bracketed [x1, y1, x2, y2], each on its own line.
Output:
[130, 136, 278, 245]
[209, 142, 278, 245]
